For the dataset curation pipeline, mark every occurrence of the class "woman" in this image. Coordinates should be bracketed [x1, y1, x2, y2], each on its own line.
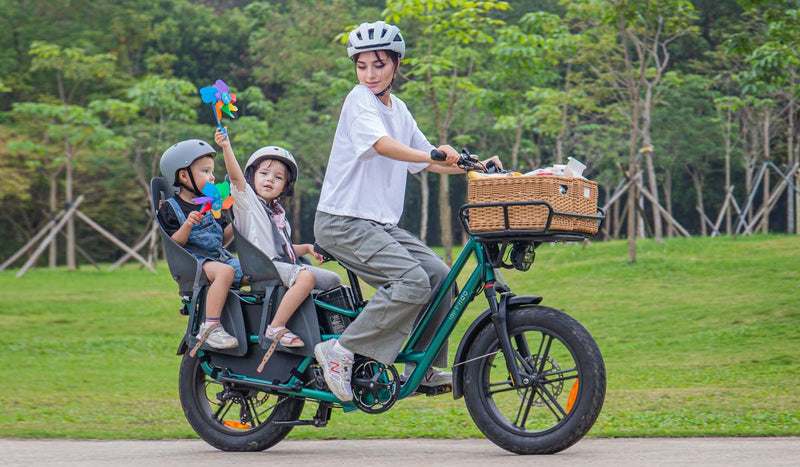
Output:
[313, 21, 499, 402]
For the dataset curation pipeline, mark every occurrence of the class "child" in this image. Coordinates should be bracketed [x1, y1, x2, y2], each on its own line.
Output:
[215, 129, 341, 348]
[157, 139, 244, 350]
[313, 21, 500, 401]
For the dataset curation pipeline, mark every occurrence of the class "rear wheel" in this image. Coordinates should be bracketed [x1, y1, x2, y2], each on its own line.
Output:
[178, 352, 305, 451]
[462, 305, 605, 454]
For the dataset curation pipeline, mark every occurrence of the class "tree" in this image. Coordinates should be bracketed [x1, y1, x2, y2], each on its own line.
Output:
[13, 42, 118, 269]
[568, 0, 697, 260]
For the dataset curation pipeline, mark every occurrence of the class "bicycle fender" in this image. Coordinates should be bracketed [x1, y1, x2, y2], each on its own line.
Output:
[177, 337, 188, 355]
[452, 294, 543, 399]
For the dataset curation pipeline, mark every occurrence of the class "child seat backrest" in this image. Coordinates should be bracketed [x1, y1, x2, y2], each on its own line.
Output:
[150, 177, 209, 296]
[231, 224, 282, 294]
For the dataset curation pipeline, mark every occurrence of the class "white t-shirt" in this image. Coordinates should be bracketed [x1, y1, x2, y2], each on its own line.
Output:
[230, 182, 291, 261]
[317, 84, 433, 225]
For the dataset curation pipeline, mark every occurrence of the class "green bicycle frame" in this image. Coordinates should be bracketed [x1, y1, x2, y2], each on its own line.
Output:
[201, 236, 494, 408]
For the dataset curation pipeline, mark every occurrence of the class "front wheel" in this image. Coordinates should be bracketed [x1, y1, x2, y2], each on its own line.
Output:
[462, 305, 605, 454]
[178, 352, 305, 451]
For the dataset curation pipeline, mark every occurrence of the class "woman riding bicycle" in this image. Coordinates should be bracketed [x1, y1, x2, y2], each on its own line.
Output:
[313, 20, 500, 402]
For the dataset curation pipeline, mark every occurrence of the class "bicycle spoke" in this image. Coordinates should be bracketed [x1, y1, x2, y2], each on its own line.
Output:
[536, 383, 567, 421]
[537, 335, 554, 374]
[214, 399, 234, 421]
[517, 385, 537, 429]
[513, 386, 533, 427]
[540, 367, 579, 385]
[513, 333, 535, 373]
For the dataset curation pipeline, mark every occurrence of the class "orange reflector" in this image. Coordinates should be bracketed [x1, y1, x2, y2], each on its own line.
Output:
[565, 380, 579, 413]
[223, 420, 251, 430]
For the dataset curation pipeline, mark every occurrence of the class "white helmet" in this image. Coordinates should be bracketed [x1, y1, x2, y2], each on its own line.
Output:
[245, 146, 298, 182]
[347, 21, 406, 61]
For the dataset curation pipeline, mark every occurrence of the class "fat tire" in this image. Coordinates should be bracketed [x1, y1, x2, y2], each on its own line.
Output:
[462, 305, 605, 455]
[178, 352, 304, 451]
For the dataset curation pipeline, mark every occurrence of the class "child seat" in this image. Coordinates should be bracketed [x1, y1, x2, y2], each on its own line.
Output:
[150, 177, 210, 298]
[232, 223, 321, 359]
[151, 177, 246, 357]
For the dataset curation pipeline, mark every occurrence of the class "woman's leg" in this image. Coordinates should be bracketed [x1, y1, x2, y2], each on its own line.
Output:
[314, 212, 432, 365]
[386, 225, 452, 369]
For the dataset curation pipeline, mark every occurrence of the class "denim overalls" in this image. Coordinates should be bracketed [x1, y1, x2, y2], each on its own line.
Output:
[166, 197, 243, 287]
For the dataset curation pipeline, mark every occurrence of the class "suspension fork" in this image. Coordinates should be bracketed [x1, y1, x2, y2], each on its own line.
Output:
[484, 282, 532, 388]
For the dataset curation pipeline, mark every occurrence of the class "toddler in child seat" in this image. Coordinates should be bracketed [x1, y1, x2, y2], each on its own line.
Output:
[215, 128, 341, 348]
[157, 139, 247, 350]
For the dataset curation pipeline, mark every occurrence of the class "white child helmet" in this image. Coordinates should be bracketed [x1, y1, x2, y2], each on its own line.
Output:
[346, 21, 406, 61]
[245, 146, 298, 182]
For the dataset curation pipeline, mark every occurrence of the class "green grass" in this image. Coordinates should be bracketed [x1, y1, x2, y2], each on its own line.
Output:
[1, 234, 798, 439]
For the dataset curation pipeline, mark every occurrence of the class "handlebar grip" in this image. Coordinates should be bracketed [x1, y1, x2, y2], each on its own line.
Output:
[430, 148, 446, 161]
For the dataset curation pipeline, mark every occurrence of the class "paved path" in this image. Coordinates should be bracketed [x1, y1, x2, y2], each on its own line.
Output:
[3, 437, 800, 466]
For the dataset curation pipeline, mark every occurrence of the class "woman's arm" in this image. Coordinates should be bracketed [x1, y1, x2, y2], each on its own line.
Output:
[215, 128, 247, 192]
[427, 155, 503, 174]
[373, 136, 460, 167]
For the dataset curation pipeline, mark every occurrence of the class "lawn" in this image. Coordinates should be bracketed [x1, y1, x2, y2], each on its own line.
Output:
[0, 234, 798, 439]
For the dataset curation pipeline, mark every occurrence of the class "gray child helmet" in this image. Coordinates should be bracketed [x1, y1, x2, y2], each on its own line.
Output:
[346, 21, 406, 61]
[159, 139, 216, 193]
[244, 146, 299, 198]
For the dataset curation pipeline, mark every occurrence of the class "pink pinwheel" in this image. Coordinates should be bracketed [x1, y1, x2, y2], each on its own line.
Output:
[192, 181, 234, 219]
[199, 79, 238, 132]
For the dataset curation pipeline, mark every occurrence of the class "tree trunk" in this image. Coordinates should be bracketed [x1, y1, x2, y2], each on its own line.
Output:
[787, 97, 795, 234]
[438, 174, 452, 265]
[664, 169, 674, 238]
[627, 107, 640, 262]
[724, 105, 733, 235]
[642, 86, 663, 242]
[65, 150, 76, 270]
[49, 174, 58, 268]
[292, 195, 302, 244]
[419, 171, 429, 243]
[690, 170, 707, 236]
[512, 119, 522, 170]
[762, 110, 770, 234]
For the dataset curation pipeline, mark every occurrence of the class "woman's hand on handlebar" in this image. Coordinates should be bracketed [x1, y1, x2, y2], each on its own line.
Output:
[430, 145, 460, 167]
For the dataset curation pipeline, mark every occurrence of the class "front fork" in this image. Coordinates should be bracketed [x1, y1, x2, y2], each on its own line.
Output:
[484, 282, 533, 388]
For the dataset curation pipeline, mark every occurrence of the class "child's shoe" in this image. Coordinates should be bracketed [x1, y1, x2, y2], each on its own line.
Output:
[196, 322, 238, 349]
[265, 325, 305, 348]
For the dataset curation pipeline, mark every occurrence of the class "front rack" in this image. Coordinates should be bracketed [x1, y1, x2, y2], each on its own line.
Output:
[458, 201, 606, 243]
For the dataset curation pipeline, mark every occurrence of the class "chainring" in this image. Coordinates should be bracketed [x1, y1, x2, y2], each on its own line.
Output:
[350, 358, 400, 414]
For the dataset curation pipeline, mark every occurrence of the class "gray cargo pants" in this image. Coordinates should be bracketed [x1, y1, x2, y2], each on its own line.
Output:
[314, 211, 451, 367]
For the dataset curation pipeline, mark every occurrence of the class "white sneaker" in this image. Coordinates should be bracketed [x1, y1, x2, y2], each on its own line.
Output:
[314, 339, 354, 402]
[196, 322, 238, 349]
[420, 367, 453, 387]
[404, 364, 453, 387]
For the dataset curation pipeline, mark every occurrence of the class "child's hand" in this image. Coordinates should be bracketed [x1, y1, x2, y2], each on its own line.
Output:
[310, 250, 325, 265]
[185, 211, 203, 226]
[214, 128, 231, 149]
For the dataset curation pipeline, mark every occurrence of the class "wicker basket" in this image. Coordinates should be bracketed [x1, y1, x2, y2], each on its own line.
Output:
[466, 175, 599, 234]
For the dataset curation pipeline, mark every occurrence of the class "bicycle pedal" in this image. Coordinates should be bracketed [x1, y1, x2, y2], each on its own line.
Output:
[414, 384, 453, 397]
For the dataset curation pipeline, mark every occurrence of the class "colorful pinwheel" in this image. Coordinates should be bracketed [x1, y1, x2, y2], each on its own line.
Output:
[199, 79, 238, 133]
[192, 181, 234, 219]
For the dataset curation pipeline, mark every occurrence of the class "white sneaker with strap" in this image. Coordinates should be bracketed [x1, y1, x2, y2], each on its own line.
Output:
[196, 322, 238, 349]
